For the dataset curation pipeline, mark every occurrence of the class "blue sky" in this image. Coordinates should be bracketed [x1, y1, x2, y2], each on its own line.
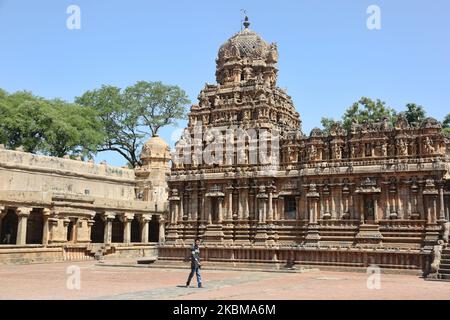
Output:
[1, 0, 449, 166]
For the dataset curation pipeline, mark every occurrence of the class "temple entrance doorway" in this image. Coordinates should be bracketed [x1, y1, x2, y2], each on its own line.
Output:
[211, 197, 219, 223]
[0, 209, 18, 244]
[67, 219, 77, 242]
[90, 214, 104, 243]
[26, 209, 44, 244]
[363, 196, 375, 223]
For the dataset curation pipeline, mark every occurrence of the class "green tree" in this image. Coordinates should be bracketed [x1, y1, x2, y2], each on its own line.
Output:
[76, 85, 143, 167]
[321, 97, 396, 133]
[401, 103, 426, 124]
[0, 90, 104, 158]
[124, 81, 190, 137]
[43, 99, 105, 158]
[76, 81, 190, 167]
[443, 114, 450, 135]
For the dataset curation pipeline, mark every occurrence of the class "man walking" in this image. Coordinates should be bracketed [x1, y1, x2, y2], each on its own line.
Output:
[186, 238, 202, 288]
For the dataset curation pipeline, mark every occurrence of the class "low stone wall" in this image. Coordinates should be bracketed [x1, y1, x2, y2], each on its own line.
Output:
[0, 245, 65, 264]
[104, 244, 158, 260]
[0, 243, 158, 265]
[158, 245, 430, 273]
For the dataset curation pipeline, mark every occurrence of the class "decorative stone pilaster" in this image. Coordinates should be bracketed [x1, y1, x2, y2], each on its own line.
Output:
[254, 186, 269, 245]
[304, 185, 321, 247]
[438, 182, 446, 222]
[157, 215, 165, 243]
[166, 191, 181, 244]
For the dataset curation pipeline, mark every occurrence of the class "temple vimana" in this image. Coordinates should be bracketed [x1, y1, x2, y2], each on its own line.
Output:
[1, 18, 449, 276]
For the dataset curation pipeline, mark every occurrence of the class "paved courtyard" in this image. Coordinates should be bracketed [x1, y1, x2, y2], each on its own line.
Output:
[0, 260, 449, 300]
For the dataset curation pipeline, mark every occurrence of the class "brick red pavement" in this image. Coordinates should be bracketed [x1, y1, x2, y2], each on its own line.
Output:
[0, 260, 448, 300]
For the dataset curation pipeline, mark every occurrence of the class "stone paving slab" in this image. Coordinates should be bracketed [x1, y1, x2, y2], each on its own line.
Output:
[0, 260, 449, 300]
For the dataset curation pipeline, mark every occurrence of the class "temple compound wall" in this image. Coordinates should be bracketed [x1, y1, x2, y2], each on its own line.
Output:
[161, 18, 450, 273]
[0, 136, 170, 264]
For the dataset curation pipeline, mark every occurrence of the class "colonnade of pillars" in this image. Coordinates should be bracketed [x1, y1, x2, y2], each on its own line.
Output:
[0, 205, 165, 246]
[101, 212, 165, 244]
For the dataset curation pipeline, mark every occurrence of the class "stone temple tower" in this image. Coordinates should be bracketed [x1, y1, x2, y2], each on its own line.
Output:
[160, 17, 449, 273]
[167, 17, 303, 245]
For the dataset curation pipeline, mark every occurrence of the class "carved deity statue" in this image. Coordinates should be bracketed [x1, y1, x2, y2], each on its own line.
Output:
[309, 145, 317, 160]
[332, 144, 341, 160]
[424, 137, 435, 155]
[396, 139, 408, 156]
[381, 143, 388, 157]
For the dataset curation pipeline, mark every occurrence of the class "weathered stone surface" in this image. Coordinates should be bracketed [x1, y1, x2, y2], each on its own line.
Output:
[163, 18, 450, 272]
[0, 136, 170, 264]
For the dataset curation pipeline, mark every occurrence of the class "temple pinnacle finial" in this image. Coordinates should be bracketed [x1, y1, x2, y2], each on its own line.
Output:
[243, 16, 250, 29]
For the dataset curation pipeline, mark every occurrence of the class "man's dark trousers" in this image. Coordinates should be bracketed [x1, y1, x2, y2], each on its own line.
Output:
[187, 265, 202, 287]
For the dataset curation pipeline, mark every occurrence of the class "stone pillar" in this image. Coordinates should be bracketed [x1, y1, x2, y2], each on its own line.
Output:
[359, 195, 365, 223]
[273, 197, 278, 220]
[16, 207, 32, 245]
[218, 197, 223, 223]
[42, 208, 51, 246]
[384, 186, 390, 219]
[227, 191, 233, 220]
[374, 196, 379, 223]
[331, 187, 336, 219]
[305, 194, 321, 246]
[103, 212, 115, 244]
[208, 197, 214, 224]
[121, 213, 133, 244]
[184, 193, 189, 221]
[238, 190, 244, 219]
[199, 196, 205, 222]
[278, 196, 284, 220]
[296, 196, 302, 220]
[170, 201, 178, 224]
[439, 184, 446, 221]
[158, 216, 165, 243]
[432, 195, 438, 223]
[243, 189, 249, 220]
[191, 191, 198, 221]
[179, 192, 184, 222]
[141, 214, 151, 243]
[267, 191, 273, 222]
[0, 205, 6, 242]
[397, 187, 403, 219]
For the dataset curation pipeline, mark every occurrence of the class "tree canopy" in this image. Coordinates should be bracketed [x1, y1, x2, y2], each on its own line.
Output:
[443, 113, 450, 136]
[0, 90, 104, 158]
[321, 97, 396, 133]
[320, 98, 450, 137]
[76, 81, 190, 167]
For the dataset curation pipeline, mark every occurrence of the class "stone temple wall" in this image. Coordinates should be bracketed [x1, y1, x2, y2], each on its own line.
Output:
[0, 148, 136, 201]
[161, 19, 450, 274]
[0, 137, 171, 265]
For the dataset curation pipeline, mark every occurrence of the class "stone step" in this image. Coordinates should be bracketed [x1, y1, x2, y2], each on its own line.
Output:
[438, 273, 450, 280]
[137, 257, 158, 265]
[438, 269, 450, 275]
[439, 263, 450, 270]
[441, 254, 450, 259]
